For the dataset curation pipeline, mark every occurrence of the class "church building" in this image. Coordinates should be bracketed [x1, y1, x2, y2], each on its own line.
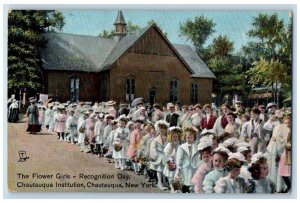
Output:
[41, 11, 216, 105]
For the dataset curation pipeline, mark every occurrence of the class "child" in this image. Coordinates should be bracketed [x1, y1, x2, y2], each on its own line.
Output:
[54, 106, 68, 141]
[94, 113, 106, 157]
[113, 116, 130, 170]
[202, 146, 230, 193]
[149, 120, 169, 190]
[65, 109, 77, 144]
[214, 152, 247, 193]
[137, 123, 156, 177]
[191, 139, 213, 193]
[127, 119, 144, 173]
[163, 126, 182, 193]
[236, 144, 252, 183]
[175, 126, 201, 193]
[247, 153, 276, 193]
[103, 114, 115, 148]
[77, 111, 89, 152]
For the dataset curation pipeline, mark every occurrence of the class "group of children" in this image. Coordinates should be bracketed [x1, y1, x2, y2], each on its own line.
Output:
[29, 99, 292, 194]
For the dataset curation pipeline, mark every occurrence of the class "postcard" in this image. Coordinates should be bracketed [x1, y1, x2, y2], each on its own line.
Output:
[6, 8, 293, 194]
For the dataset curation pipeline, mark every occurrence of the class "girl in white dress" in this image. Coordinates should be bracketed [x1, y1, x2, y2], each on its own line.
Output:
[246, 153, 276, 193]
[163, 126, 182, 193]
[214, 152, 247, 193]
[149, 120, 169, 190]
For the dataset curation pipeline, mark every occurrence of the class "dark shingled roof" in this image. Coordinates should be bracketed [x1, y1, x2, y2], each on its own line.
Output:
[41, 24, 215, 79]
[173, 44, 216, 79]
[41, 33, 117, 72]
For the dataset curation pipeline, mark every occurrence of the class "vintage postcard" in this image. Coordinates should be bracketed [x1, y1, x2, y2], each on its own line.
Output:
[6, 8, 293, 194]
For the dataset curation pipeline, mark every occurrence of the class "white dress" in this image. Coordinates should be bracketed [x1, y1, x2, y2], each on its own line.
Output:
[163, 142, 178, 178]
[214, 175, 246, 193]
[112, 127, 130, 159]
[77, 119, 86, 144]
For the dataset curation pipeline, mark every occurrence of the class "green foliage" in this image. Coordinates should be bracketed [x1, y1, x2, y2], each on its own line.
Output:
[8, 10, 64, 95]
[179, 15, 215, 54]
[244, 13, 292, 100]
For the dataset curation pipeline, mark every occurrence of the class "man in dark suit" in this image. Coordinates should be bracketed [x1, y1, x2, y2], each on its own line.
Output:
[166, 103, 179, 127]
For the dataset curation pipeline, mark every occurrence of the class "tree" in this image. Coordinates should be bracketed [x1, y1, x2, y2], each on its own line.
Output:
[179, 15, 215, 58]
[243, 13, 292, 103]
[8, 10, 65, 98]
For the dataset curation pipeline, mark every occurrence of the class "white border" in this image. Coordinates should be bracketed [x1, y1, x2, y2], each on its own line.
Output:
[1, 1, 299, 202]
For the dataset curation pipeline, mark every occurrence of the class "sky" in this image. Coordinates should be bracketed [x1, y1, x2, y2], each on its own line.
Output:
[59, 9, 291, 53]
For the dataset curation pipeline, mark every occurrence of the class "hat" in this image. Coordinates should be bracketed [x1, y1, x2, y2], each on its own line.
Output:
[153, 103, 161, 108]
[237, 146, 251, 153]
[106, 100, 116, 106]
[267, 102, 277, 109]
[198, 140, 212, 151]
[275, 110, 284, 118]
[84, 111, 90, 115]
[57, 105, 65, 109]
[228, 152, 245, 162]
[29, 97, 36, 103]
[105, 114, 115, 120]
[213, 146, 231, 155]
[136, 100, 144, 106]
[119, 103, 127, 107]
[154, 120, 169, 131]
[169, 126, 182, 133]
[169, 103, 175, 108]
[250, 152, 266, 166]
[203, 104, 212, 110]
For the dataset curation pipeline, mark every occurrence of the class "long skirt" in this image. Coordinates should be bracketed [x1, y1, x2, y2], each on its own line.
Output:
[26, 124, 41, 133]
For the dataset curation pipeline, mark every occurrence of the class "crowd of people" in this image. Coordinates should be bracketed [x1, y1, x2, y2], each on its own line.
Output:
[23, 97, 292, 194]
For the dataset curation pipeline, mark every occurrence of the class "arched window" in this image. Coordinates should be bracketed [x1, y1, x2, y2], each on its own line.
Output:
[170, 79, 179, 102]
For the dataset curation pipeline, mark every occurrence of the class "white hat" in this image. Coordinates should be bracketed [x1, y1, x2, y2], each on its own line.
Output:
[228, 152, 245, 162]
[106, 101, 116, 106]
[198, 140, 212, 151]
[267, 102, 277, 109]
[221, 137, 238, 148]
[250, 152, 265, 166]
[213, 146, 231, 155]
[237, 146, 251, 153]
[154, 120, 169, 131]
[168, 126, 182, 132]
[235, 141, 251, 149]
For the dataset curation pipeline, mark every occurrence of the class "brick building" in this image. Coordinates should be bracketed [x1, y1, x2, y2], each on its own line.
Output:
[41, 11, 216, 105]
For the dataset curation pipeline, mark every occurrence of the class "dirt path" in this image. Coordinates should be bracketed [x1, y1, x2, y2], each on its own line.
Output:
[7, 117, 164, 193]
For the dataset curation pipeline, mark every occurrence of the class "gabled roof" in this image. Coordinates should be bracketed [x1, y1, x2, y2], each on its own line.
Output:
[173, 44, 216, 79]
[100, 24, 152, 71]
[41, 24, 216, 79]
